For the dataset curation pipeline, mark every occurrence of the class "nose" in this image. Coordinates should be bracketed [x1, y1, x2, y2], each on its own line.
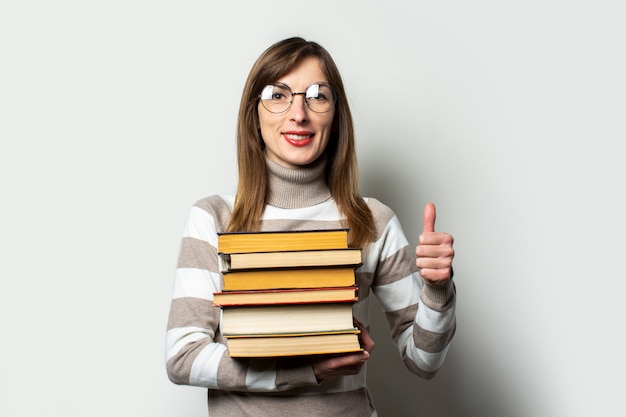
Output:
[289, 93, 309, 123]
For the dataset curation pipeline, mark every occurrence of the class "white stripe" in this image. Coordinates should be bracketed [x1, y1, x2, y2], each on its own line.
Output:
[245, 359, 277, 391]
[165, 326, 213, 361]
[189, 343, 228, 387]
[397, 327, 450, 373]
[378, 215, 410, 258]
[360, 215, 410, 273]
[415, 299, 456, 333]
[183, 206, 218, 246]
[172, 268, 220, 300]
[374, 275, 421, 312]
[360, 238, 381, 273]
[221, 194, 343, 222]
[263, 200, 343, 221]
[395, 326, 412, 350]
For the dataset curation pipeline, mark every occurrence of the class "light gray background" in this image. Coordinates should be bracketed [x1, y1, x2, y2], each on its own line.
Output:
[1, 1, 624, 416]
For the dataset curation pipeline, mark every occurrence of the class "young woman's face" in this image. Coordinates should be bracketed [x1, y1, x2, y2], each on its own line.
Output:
[258, 56, 336, 169]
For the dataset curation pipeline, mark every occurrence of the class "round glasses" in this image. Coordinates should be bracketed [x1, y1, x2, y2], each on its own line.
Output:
[259, 83, 337, 114]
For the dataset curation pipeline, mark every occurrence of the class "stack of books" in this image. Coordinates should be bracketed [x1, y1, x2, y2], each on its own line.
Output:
[214, 228, 363, 358]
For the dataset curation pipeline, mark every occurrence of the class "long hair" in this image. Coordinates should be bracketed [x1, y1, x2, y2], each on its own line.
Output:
[228, 37, 375, 248]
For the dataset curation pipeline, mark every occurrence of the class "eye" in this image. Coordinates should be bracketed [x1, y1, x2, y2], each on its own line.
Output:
[260, 84, 290, 101]
[306, 84, 331, 101]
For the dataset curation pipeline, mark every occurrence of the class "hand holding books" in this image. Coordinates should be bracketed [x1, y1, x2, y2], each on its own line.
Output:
[310, 319, 375, 382]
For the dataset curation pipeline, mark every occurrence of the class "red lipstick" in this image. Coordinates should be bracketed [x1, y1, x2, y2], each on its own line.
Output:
[283, 131, 314, 147]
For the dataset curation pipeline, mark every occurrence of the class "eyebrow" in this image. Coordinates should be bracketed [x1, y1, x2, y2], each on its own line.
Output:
[271, 82, 329, 90]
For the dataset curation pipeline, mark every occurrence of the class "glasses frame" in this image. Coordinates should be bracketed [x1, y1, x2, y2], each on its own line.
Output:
[258, 82, 337, 114]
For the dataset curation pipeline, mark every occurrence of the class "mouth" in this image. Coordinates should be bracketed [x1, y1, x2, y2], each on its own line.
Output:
[283, 131, 314, 146]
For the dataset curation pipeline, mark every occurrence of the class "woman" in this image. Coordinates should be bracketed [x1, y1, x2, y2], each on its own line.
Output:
[165, 37, 456, 416]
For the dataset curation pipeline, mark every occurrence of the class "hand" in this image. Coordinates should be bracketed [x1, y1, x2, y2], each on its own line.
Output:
[311, 319, 375, 382]
[415, 202, 455, 285]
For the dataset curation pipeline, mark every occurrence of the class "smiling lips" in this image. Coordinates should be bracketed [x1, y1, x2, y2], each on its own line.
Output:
[283, 131, 314, 147]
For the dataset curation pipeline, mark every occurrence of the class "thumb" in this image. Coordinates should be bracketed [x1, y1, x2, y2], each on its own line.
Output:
[423, 202, 436, 233]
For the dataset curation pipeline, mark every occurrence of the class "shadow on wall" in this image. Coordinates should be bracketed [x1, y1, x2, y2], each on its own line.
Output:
[367, 296, 521, 417]
[361, 156, 524, 417]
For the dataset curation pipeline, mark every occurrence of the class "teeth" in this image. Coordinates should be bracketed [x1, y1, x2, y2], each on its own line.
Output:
[285, 134, 310, 140]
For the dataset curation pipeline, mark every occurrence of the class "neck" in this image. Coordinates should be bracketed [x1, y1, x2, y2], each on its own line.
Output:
[265, 156, 332, 209]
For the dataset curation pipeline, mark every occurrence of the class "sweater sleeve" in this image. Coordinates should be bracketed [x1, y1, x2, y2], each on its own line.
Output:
[366, 201, 456, 379]
[164, 199, 319, 392]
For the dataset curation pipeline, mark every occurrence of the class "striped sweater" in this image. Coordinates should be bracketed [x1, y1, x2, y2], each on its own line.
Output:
[165, 158, 456, 416]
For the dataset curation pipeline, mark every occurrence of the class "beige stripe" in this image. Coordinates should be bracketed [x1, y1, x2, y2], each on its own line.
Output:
[207, 387, 375, 417]
[177, 237, 219, 270]
[356, 271, 374, 299]
[216, 353, 249, 390]
[384, 305, 455, 352]
[384, 304, 418, 338]
[275, 357, 318, 389]
[420, 281, 456, 311]
[374, 245, 417, 286]
[366, 198, 396, 239]
[166, 338, 213, 385]
[401, 348, 439, 380]
[167, 297, 218, 330]
[194, 195, 234, 232]
[412, 320, 457, 353]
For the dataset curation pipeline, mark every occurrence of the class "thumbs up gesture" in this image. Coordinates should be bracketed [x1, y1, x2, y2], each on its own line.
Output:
[415, 203, 455, 285]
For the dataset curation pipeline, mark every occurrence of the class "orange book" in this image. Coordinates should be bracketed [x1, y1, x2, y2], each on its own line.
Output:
[217, 228, 349, 254]
[221, 267, 357, 291]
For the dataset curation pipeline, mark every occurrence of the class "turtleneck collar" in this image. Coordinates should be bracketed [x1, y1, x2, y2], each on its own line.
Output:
[265, 155, 332, 209]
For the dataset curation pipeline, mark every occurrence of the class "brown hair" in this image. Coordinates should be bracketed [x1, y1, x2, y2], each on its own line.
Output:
[228, 37, 374, 248]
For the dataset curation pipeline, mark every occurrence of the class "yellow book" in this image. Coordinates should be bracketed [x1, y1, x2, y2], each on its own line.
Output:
[221, 267, 357, 291]
[217, 229, 349, 254]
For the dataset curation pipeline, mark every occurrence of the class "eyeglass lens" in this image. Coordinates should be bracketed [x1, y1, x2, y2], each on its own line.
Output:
[260, 83, 336, 113]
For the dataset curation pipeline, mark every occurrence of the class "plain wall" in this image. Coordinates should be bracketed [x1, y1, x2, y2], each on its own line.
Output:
[1, 1, 624, 416]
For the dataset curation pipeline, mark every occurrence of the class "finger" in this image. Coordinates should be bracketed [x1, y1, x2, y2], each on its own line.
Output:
[418, 267, 453, 284]
[353, 318, 365, 330]
[416, 256, 453, 270]
[359, 329, 375, 354]
[415, 237, 454, 256]
[353, 318, 375, 353]
[423, 202, 436, 233]
[327, 351, 369, 370]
